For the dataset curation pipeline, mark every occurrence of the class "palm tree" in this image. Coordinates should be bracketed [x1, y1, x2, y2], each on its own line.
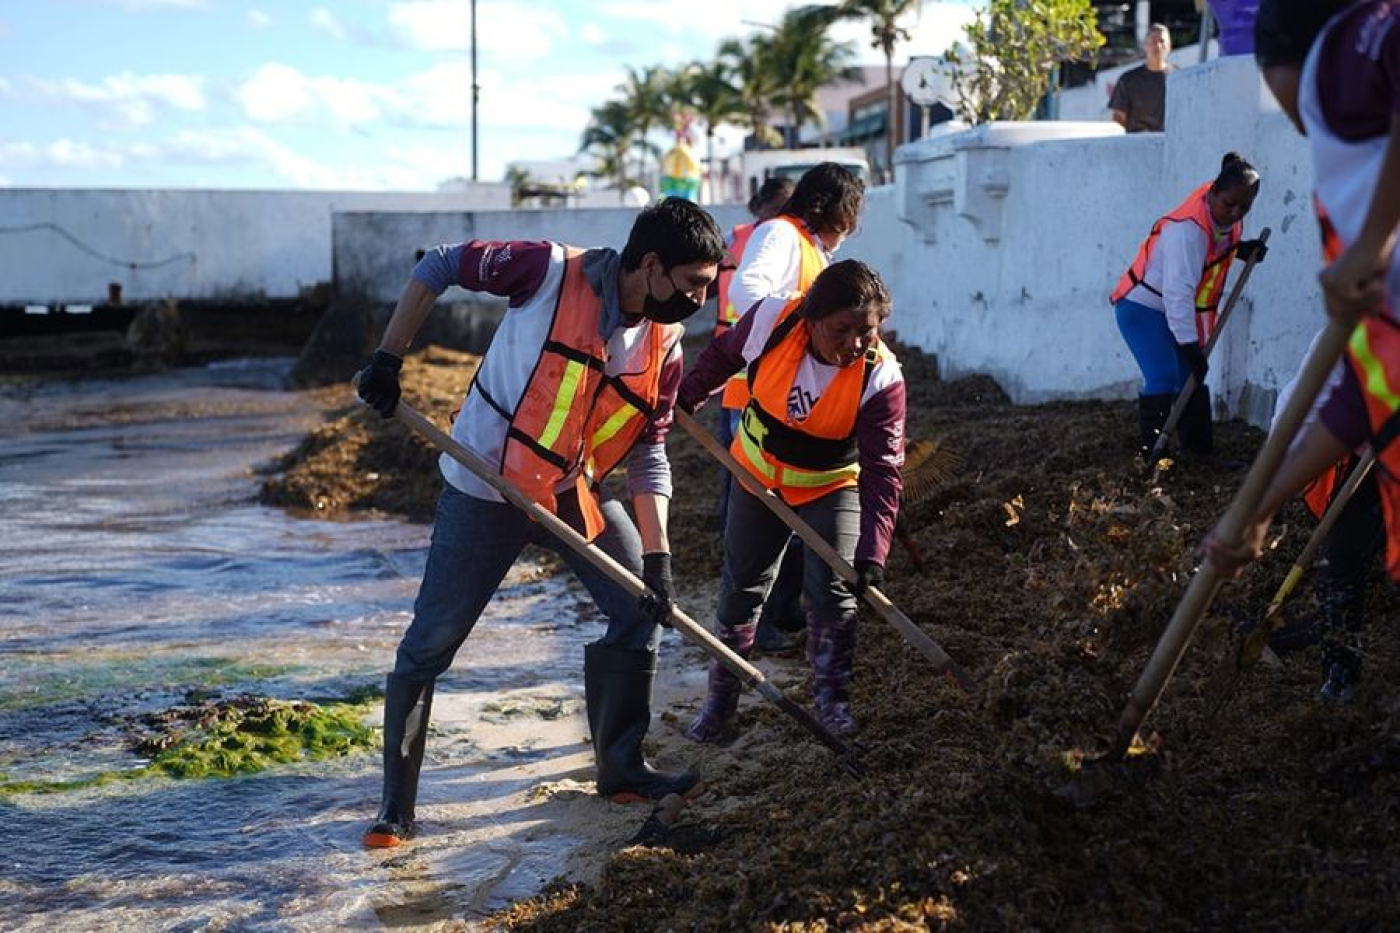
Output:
[810, 0, 923, 176]
[617, 65, 672, 190]
[578, 100, 637, 201]
[767, 8, 861, 148]
[670, 60, 747, 202]
[717, 35, 785, 151]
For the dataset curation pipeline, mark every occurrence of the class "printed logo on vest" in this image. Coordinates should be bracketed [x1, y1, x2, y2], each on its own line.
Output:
[788, 385, 816, 420]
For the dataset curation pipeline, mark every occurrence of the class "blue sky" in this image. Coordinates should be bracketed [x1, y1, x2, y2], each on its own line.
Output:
[0, 0, 979, 191]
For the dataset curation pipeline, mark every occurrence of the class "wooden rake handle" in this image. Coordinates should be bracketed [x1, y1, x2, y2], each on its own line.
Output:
[677, 409, 978, 695]
[1148, 228, 1272, 469]
[1114, 314, 1355, 757]
[374, 392, 862, 774]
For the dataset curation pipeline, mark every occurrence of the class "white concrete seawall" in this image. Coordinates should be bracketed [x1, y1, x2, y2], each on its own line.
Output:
[850, 55, 1318, 428]
[0, 186, 509, 306]
[1, 57, 1327, 428]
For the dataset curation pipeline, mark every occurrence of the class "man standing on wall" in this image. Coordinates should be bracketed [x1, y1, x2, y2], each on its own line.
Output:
[1110, 24, 1176, 133]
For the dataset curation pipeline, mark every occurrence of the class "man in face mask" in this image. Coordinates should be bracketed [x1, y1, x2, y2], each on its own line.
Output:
[353, 197, 725, 848]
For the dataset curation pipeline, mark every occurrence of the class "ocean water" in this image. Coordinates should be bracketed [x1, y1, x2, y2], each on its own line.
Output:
[0, 360, 608, 931]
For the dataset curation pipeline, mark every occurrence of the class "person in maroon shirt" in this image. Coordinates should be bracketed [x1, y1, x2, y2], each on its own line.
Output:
[1206, 0, 1399, 699]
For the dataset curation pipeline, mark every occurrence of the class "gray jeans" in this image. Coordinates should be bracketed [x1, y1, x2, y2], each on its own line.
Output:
[393, 483, 658, 680]
[717, 483, 859, 632]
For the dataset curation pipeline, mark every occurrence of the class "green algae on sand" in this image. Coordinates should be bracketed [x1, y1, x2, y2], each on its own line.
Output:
[0, 693, 378, 796]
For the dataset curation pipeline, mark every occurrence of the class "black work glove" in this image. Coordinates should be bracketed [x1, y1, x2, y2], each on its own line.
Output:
[1235, 239, 1269, 264]
[355, 349, 403, 418]
[1176, 341, 1209, 382]
[639, 552, 675, 629]
[847, 559, 885, 598]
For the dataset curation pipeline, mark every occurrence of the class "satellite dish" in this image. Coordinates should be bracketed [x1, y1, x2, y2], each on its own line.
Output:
[901, 56, 948, 107]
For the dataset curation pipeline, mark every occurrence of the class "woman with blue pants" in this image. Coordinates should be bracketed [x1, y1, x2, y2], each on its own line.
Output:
[1111, 152, 1268, 460]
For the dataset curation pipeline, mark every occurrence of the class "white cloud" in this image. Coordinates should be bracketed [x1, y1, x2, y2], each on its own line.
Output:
[235, 63, 393, 125]
[0, 138, 125, 170]
[248, 10, 273, 29]
[309, 8, 347, 41]
[14, 73, 205, 128]
[387, 0, 565, 58]
[133, 127, 405, 188]
[595, 0, 978, 61]
[580, 23, 605, 45]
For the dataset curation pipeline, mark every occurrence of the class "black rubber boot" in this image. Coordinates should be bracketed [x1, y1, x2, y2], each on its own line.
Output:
[585, 643, 704, 803]
[1137, 394, 1173, 463]
[1177, 384, 1214, 456]
[363, 674, 434, 848]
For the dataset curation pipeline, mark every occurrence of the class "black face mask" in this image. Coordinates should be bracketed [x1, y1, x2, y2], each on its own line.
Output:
[643, 267, 702, 324]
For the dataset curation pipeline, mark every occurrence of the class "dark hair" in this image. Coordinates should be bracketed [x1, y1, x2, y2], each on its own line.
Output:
[1212, 152, 1261, 193]
[748, 176, 794, 216]
[619, 197, 727, 271]
[783, 162, 866, 237]
[1254, 0, 1355, 68]
[801, 259, 892, 323]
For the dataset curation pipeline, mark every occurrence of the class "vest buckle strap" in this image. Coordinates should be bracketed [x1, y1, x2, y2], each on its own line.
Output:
[741, 403, 859, 471]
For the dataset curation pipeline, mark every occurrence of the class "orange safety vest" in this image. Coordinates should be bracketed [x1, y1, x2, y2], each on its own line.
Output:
[479, 247, 679, 541]
[1302, 200, 1355, 519]
[1344, 314, 1400, 580]
[720, 215, 828, 411]
[715, 222, 755, 338]
[731, 299, 888, 506]
[1110, 182, 1242, 345]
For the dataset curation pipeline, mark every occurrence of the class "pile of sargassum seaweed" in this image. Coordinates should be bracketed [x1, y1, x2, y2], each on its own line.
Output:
[263, 341, 1399, 931]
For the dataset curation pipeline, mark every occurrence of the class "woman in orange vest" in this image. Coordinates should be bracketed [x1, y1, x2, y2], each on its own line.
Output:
[677, 259, 906, 739]
[1207, 0, 1399, 701]
[714, 176, 796, 340]
[711, 176, 795, 525]
[718, 163, 867, 655]
[1111, 152, 1267, 461]
[352, 199, 728, 847]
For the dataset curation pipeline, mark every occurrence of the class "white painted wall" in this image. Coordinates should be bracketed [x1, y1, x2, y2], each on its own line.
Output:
[0, 186, 509, 305]
[875, 55, 1320, 428]
[332, 205, 751, 304]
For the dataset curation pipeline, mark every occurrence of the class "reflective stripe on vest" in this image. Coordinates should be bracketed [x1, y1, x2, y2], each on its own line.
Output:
[720, 215, 828, 411]
[1346, 315, 1400, 579]
[582, 321, 676, 484]
[1110, 182, 1241, 343]
[493, 247, 673, 540]
[731, 300, 885, 506]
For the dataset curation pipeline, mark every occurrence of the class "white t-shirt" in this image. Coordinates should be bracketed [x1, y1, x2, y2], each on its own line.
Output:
[730, 219, 828, 318]
[1124, 218, 1222, 345]
[738, 297, 902, 422]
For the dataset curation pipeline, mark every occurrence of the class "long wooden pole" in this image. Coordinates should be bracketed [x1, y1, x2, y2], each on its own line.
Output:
[1207, 447, 1377, 705]
[676, 409, 978, 694]
[380, 395, 862, 774]
[1147, 228, 1272, 470]
[1114, 315, 1355, 757]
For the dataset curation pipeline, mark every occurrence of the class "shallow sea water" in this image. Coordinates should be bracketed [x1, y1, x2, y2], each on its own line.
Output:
[0, 360, 615, 930]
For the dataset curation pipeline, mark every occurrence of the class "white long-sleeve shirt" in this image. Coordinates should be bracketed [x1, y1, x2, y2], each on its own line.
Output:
[1123, 218, 1211, 345]
[730, 218, 827, 316]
